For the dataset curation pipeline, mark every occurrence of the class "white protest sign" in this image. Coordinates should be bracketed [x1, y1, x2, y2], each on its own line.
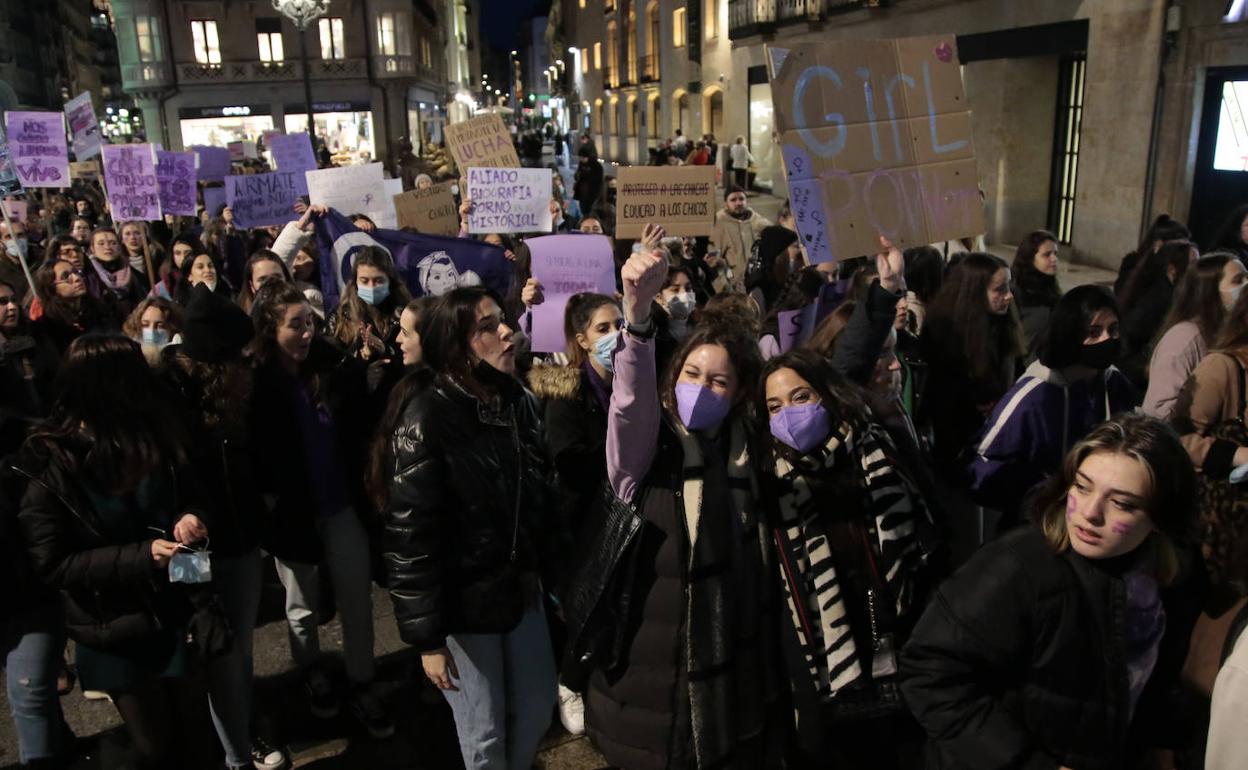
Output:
[305, 163, 396, 226]
[64, 92, 102, 160]
[466, 167, 552, 234]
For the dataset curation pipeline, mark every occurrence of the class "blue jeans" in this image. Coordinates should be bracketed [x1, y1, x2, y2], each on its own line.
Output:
[442, 603, 557, 770]
[4, 607, 66, 764]
[206, 549, 263, 768]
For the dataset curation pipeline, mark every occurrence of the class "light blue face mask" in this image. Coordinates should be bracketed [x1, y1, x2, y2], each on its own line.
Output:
[141, 327, 170, 347]
[592, 330, 620, 373]
[358, 282, 390, 306]
[169, 549, 212, 584]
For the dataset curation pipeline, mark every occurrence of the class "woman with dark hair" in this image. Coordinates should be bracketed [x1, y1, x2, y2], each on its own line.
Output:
[43, 234, 85, 271]
[1010, 230, 1062, 356]
[759, 348, 934, 767]
[382, 286, 563, 770]
[1209, 203, 1248, 263]
[747, 224, 800, 316]
[272, 204, 326, 317]
[14, 334, 218, 770]
[759, 266, 825, 360]
[159, 284, 287, 770]
[1115, 214, 1191, 295]
[902, 413, 1199, 770]
[151, 239, 225, 305]
[236, 251, 293, 315]
[903, 245, 943, 335]
[919, 252, 1024, 472]
[330, 246, 412, 370]
[117, 221, 166, 279]
[201, 216, 248, 291]
[563, 234, 775, 770]
[1118, 239, 1199, 387]
[250, 283, 392, 738]
[968, 285, 1137, 521]
[84, 227, 149, 322]
[0, 278, 58, 453]
[1144, 252, 1246, 418]
[30, 259, 116, 354]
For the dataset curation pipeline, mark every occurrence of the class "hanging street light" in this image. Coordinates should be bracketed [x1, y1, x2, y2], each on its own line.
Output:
[272, 0, 331, 139]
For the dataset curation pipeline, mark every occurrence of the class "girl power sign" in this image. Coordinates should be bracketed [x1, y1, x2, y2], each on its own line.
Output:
[768, 35, 984, 264]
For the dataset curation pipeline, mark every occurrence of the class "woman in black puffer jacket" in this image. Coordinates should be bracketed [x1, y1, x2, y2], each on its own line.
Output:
[383, 286, 565, 770]
[900, 413, 1204, 770]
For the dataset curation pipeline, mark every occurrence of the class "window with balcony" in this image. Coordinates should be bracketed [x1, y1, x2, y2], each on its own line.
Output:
[190, 20, 221, 65]
[626, 9, 637, 83]
[706, 0, 719, 39]
[377, 12, 412, 56]
[319, 17, 345, 59]
[135, 16, 162, 62]
[256, 19, 285, 64]
[673, 8, 686, 48]
[594, 42, 602, 70]
[605, 23, 618, 86]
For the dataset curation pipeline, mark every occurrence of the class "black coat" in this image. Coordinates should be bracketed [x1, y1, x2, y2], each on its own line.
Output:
[528, 363, 607, 542]
[383, 368, 566, 653]
[899, 526, 1198, 770]
[0, 329, 59, 457]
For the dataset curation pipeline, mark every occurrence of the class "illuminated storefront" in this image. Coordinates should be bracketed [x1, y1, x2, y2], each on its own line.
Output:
[284, 101, 375, 165]
[178, 105, 275, 148]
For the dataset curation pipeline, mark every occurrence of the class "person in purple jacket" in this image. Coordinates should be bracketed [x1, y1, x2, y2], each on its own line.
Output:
[968, 284, 1139, 524]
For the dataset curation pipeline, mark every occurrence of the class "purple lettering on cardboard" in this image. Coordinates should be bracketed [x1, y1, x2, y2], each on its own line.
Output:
[4, 112, 69, 189]
[101, 144, 162, 221]
[155, 150, 197, 217]
[224, 171, 301, 229]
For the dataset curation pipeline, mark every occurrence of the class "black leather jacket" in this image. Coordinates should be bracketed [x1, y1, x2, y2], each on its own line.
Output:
[383, 367, 566, 652]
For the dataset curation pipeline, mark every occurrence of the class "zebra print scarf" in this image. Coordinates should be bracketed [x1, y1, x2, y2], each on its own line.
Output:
[771, 420, 923, 700]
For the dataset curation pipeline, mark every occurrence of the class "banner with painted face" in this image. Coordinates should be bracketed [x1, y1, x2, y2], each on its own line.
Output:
[314, 208, 512, 311]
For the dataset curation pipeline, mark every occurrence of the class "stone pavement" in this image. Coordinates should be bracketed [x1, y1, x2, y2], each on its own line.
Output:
[0, 572, 607, 770]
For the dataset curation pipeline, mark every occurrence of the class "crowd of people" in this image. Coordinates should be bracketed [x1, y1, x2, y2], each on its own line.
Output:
[4, 154, 1248, 770]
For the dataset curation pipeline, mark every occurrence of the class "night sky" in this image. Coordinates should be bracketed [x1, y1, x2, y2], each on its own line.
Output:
[480, 0, 547, 50]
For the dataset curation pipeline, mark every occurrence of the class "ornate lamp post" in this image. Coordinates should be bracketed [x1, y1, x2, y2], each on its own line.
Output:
[272, 0, 330, 139]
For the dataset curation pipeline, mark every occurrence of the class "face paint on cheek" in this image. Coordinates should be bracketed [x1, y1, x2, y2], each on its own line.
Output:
[1111, 521, 1134, 536]
[1066, 494, 1077, 519]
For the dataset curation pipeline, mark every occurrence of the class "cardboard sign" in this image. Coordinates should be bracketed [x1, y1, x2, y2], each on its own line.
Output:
[394, 183, 459, 236]
[616, 166, 716, 238]
[2, 199, 27, 222]
[203, 186, 226, 217]
[69, 160, 100, 180]
[269, 132, 318, 182]
[224, 171, 302, 228]
[4, 112, 70, 188]
[466, 167, 552, 234]
[444, 114, 520, 170]
[227, 141, 258, 161]
[64, 92, 102, 160]
[101, 143, 162, 221]
[155, 150, 197, 217]
[192, 146, 232, 182]
[527, 234, 616, 353]
[767, 35, 983, 264]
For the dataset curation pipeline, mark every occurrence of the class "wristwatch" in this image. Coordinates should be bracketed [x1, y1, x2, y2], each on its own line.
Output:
[625, 317, 656, 339]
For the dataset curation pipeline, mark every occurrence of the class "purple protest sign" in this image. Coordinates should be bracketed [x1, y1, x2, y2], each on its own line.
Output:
[527, 233, 616, 353]
[203, 187, 226, 217]
[224, 171, 301, 229]
[777, 303, 819, 353]
[101, 143, 162, 221]
[155, 150, 197, 216]
[191, 146, 232, 182]
[270, 133, 317, 173]
[64, 92, 102, 160]
[3, 112, 69, 188]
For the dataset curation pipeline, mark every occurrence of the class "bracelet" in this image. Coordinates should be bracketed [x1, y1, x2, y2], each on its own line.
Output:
[626, 318, 656, 339]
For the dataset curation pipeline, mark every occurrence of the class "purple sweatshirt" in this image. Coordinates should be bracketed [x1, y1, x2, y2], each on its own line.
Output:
[607, 330, 661, 504]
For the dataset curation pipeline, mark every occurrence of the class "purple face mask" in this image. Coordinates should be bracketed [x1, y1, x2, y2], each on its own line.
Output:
[769, 402, 830, 454]
[675, 382, 732, 432]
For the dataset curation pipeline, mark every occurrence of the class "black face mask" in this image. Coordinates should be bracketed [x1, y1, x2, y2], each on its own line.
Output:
[1079, 337, 1121, 370]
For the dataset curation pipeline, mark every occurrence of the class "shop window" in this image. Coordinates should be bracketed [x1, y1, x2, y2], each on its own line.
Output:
[319, 17, 345, 60]
[136, 16, 163, 63]
[256, 19, 285, 64]
[190, 19, 221, 65]
[673, 8, 685, 48]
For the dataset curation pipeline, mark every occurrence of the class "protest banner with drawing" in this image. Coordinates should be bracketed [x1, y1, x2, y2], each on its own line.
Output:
[225, 171, 302, 229]
[616, 166, 716, 238]
[444, 114, 520, 170]
[527, 234, 616, 353]
[767, 35, 983, 264]
[465, 167, 552, 235]
[394, 183, 459, 236]
[4, 112, 70, 189]
[156, 150, 197, 217]
[101, 143, 162, 221]
[64, 92, 102, 160]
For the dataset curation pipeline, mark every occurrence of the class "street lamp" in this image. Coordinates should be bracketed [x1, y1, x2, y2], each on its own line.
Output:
[272, 0, 330, 140]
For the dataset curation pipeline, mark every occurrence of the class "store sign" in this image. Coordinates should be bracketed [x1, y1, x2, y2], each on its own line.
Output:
[444, 114, 520, 170]
[4, 112, 70, 188]
[616, 166, 716, 238]
[225, 171, 302, 228]
[101, 143, 162, 221]
[178, 105, 270, 119]
[768, 35, 983, 264]
[465, 167, 552, 234]
[283, 101, 372, 114]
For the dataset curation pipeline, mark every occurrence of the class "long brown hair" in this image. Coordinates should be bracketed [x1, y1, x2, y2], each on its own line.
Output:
[922, 252, 1024, 384]
[332, 246, 412, 348]
[659, 323, 763, 422]
[1161, 252, 1238, 347]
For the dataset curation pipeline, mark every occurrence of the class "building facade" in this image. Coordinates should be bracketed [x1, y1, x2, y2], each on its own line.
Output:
[111, 0, 450, 169]
[0, 0, 121, 114]
[557, 0, 1248, 269]
[445, 0, 483, 124]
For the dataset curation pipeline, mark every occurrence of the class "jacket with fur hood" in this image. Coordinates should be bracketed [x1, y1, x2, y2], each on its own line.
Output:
[967, 360, 1139, 512]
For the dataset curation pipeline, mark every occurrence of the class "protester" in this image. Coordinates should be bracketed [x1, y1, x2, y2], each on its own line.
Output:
[573, 150, 604, 219]
[0, 218, 35, 302]
[1114, 214, 1191, 296]
[250, 283, 393, 738]
[235, 251, 293, 314]
[758, 266, 824, 359]
[31, 259, 116, 355]
[1143, 252, 1245, 419]
[1117, 238, 1198, 387]
[118, 221, 164, 280]
[1010, 230, 1061, 357]
[729, 135, 753, 190]
[270, 205, 326, 317]
[16, 334, 219, 770]
[713, 186, 770, 289]
[1209, 203, 1248, 263]
[69, 217, 92, 246]
[383, 286, 563, 770]
[43, 235, 85, 272]
[84, 227, 148, 322]
[903, 245, 943, 336]
[901, 413, 1198, 770]
[564, 234, 774, 769]
[329, 246, 411, 376]
[747, 225, 801, 317]
[122, 297, 182, 366]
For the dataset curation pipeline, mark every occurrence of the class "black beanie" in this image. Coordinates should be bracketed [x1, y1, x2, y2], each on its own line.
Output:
[179, 282, 255, 363]
[757, 225, 798, 265]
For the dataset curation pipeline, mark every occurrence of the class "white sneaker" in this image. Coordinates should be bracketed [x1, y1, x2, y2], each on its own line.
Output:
[557, 683, 586, 735]
[83, 690, 112, 702]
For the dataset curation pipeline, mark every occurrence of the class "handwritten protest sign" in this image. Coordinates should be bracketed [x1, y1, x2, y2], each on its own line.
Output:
[203, 186, 226, 217]
[270, 133, 317, 174]
[101, 143, 162, 221]
[466, 167, 552, 234]
[0, 126, 22, 198]
[777, 303, 819, 353]
[64, 92, 102, 160]
[445, 114, 520, 170]
[394, 183, 459, 236]
[224, 171, 301, 228]
[305, 162, 397, 228]
[767, 35, 983, 264]
[377, 178, 402, 229]
[616, 166, 716, 238]
[155, 151, 197, 216]
[528, 234, 616, 353]
[4, 112, 69, 188]
[192, 146, 232, 182]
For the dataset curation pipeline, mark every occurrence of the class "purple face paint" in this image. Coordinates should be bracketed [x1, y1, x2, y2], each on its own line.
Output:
[1111, 521, 1133, 535]
[1066, 494, 1077, 520]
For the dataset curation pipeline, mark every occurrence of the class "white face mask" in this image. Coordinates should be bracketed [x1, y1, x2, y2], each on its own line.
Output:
[4, 238, 28, 259]
[666, 291, 696, 321]
[1228, 283, 1245, 311]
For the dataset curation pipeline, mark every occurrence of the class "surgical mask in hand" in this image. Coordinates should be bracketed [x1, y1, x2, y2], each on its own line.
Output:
[169, 550, 212, 584]
[666, 291, 696, 321]
[358, 283, 390, 306]
[4, 238, 28, 260]
[592, 330, 620, 373]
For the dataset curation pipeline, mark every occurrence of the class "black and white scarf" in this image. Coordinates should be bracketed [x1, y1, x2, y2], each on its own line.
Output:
[772, 420, 924, 700]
